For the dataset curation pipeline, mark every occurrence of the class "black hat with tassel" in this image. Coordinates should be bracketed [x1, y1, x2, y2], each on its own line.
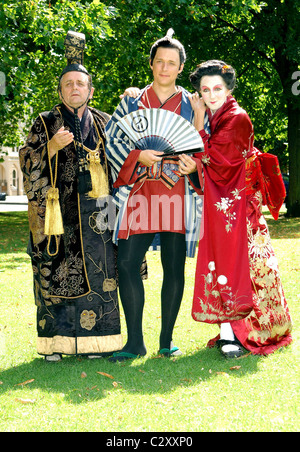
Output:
[60, 31, 90, 79]
[59, 31, 93, 194]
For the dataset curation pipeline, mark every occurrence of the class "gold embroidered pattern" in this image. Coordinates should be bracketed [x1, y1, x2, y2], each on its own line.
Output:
[103, 278, 117, 292]
[193, 260, 250, 322]
[80, 310, 97, 331]
[37, 334, 123, 355]
[243, 194, 292, 344]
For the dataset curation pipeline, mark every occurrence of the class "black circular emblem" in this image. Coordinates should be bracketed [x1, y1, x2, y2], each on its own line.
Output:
[131, 115, 149, 133]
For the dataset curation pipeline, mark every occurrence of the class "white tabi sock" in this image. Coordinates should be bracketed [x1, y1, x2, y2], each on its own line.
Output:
[220, 322, 239, 352]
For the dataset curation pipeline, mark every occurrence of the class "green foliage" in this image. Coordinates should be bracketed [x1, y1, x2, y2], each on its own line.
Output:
[0, 0, 299, 195]
[0, 0, 115, 145]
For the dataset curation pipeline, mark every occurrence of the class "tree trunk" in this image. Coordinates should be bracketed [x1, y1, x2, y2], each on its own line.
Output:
[286, 100, 300, 217]
[276, 46, 300, 218]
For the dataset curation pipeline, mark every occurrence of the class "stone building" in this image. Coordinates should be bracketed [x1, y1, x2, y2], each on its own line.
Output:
[0, 146, 24, 196]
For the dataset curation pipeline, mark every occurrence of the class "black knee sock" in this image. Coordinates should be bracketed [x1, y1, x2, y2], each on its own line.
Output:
[159, 233, 186, 350]
[117, 234, 155, 355]
[118, 233, 186, 354]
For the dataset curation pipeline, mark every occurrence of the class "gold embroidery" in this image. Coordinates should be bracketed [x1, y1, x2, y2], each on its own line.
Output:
[194, 260, 250, 322]
[37, 334, 123, 355]
[89, 211, 107, 234]
[80, 310, 97, 331]
[201, 154, 210, 165]
[103, 278, 117, 292]
[39, 319, 46, 330]
[245, 199, 293, 344]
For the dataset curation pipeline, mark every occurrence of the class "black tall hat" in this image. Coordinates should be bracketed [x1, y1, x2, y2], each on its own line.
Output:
[59, 31, 90, 80]
[58, 31, 94, 195]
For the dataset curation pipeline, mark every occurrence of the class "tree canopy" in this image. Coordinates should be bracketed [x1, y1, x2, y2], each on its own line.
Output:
[0, 0, 299, 215]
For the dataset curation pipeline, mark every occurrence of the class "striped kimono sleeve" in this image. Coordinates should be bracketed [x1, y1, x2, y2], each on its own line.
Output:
[105, 97, 139, 241]
[105, 97, 134, 184]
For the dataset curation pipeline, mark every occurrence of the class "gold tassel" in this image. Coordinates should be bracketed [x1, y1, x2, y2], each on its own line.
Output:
[87, 150, 109, 198]
[44, 187, 64, 235]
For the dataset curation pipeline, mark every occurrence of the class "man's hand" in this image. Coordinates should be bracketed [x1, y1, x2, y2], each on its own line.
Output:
[138, 150, 164, 167]
[120, 87, 141, 99]
[178, 154, 197, 175]
[48, 127, 74, 158]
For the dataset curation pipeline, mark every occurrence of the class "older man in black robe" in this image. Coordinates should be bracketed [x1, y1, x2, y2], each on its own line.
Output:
[19, 32, 122, 361]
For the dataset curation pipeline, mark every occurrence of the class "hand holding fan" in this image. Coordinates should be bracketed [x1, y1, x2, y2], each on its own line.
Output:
[116, 108, 204, 155]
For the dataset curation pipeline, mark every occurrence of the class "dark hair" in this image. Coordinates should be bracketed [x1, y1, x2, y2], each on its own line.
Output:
[58, 64, 93, 92]
[150, 29, 186, 67]
[189, 60, 236, 91]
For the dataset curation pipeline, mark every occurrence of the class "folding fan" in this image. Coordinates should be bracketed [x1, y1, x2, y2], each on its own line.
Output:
[116, 109, 204, 155]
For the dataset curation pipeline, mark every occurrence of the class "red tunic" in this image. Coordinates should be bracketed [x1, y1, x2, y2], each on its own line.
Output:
[115, 85, 202, 239]
[192, 96, 292, 355]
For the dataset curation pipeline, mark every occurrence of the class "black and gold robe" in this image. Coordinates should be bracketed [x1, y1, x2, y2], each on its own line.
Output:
[19, 103, 123, 356]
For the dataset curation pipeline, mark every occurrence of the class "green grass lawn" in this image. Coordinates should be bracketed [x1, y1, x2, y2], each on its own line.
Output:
[0, 210, 299, 432]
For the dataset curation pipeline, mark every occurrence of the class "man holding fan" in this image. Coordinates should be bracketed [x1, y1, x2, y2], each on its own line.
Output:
[105, 29, 205, 362]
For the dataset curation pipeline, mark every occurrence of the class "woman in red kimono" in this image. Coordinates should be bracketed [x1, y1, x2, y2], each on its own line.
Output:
[189, 60, 292, 358]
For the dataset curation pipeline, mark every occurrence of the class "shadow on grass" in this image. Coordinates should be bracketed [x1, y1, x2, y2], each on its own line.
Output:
[0, 255, 30, 271]
[0, 212, 30, 255]
[265, 213, 300, 239]
[0, 346, 263, 404]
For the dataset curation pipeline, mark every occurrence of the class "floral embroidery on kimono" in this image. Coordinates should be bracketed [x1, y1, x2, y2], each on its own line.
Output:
[192, 96, 292, 354]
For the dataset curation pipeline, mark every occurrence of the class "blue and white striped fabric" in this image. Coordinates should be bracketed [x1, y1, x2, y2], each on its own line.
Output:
[105, 85, 209, 258]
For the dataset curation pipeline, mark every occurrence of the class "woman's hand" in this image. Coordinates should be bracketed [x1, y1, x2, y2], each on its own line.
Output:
[188, 92, 206, 131]
[138, 150, 163, 167]
[178, 154, 197, 175]
[120, 87, 142, 99]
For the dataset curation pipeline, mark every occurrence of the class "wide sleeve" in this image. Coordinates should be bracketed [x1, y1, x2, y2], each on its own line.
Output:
[256, 152, 286, 220]
[105, 97, 142, 188]
[186, 157, 204, 194]
[200, 111, 253, 183]
[19, 114, 53, 246]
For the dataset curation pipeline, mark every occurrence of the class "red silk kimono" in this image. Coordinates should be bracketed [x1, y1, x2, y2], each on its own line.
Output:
[192, 96, 292, 355]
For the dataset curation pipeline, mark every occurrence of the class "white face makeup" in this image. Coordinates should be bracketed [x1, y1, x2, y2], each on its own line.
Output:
[200, 75, 230, 112]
